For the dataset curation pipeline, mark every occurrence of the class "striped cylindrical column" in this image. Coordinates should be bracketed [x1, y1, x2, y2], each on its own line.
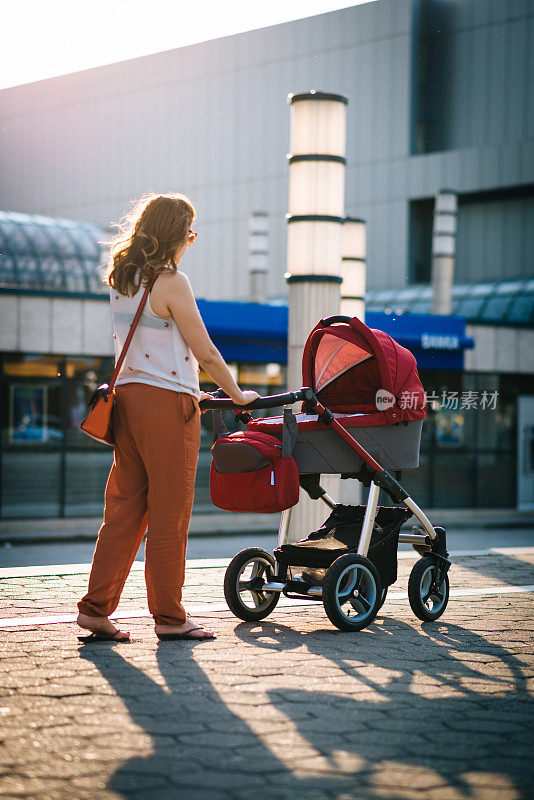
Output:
[431, 190, 457, 315]
[341, 217, 366, 321]
[285, 90, 348, 542]
[248, 211, 269, 303]
[339, 217, 366, 507]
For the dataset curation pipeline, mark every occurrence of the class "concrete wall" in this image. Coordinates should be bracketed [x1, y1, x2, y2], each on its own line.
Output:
[465, 324, 534, 374]
[3, 290, 534, 378]
[0, 0, 532, 301]
[0, 295, 112, 356]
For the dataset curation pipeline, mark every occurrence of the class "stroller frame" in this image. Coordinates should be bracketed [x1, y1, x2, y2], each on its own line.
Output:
[201, 386, 451, 632]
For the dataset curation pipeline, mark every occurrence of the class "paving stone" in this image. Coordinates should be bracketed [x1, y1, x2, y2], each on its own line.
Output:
[1, 555, 533, 800]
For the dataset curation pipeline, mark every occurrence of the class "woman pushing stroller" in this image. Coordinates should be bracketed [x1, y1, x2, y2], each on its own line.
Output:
[77, 193, 259, 642]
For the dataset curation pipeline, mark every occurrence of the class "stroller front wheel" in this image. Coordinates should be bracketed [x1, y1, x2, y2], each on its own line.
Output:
[224, 547, 280, 622]
[322, 554, 382, 632]
[408, 556, 450, 621]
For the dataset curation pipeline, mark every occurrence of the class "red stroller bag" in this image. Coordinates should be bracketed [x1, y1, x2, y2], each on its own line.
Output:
[210, 409, 299, 513]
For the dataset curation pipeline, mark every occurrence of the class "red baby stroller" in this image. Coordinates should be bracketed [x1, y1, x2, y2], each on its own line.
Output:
[200, 315, 451, 632]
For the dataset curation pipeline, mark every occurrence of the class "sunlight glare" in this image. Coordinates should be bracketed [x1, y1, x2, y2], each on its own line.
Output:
[1, 0, 376, 90]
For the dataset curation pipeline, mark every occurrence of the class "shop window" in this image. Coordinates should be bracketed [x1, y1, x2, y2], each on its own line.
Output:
[2, 355, 63, 447]
[64, 356, 114, 448]
[1, 355, 64, 518]
[64, 450, 113, 517]
[238, 362, 285, 391]
[9, 384, 62, 445]
[435, 411, 465, 449]
[1, 451, 63, 518]
[3, 354, 62, 379]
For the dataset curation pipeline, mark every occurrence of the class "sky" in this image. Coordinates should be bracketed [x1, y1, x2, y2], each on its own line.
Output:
[1, 0, 376, 91]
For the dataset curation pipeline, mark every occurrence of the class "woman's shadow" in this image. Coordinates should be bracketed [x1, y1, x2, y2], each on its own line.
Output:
[79, 637, 377, 800]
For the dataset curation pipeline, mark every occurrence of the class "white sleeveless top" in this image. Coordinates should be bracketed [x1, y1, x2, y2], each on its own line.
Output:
[110, 280, 200, 399]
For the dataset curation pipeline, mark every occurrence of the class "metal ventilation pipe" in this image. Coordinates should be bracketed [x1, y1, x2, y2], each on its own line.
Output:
[431, 189, 457, 315]
[248, 211, 269, 303]
[341, 217, 366, 321]
[285, 89, 348, 542]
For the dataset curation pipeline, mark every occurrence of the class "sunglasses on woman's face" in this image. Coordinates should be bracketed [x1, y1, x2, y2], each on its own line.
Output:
[187, 230, 197, 245]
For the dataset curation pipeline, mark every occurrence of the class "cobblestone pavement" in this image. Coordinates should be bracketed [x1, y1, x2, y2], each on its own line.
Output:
[1, 550, 533, 800]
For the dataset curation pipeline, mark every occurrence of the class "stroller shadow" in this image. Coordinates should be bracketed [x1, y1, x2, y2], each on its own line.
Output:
[233, 616, 534, 800]
[79, 614, 534, 800]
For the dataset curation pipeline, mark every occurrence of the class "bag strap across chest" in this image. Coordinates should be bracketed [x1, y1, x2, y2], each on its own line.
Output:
[109, 269, 163, 392]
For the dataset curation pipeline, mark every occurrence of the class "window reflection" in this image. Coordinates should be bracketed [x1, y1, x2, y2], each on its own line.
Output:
[65, 357, 114, 447]
[2, 356, 62, 448]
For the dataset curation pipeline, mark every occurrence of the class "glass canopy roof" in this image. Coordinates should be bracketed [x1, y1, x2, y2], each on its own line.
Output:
[366, 279, 534, 327]
[0, 210, 107, 294]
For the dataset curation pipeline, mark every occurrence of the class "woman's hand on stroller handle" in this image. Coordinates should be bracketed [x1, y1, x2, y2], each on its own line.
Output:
[235, 389, 261, 406]
[198, 387, 311, 411]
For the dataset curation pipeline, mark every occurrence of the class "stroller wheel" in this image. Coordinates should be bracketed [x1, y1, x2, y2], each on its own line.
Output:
[408, 556, 450, 621]
[224, 547, 280, 622]
[322, 554, 382, 632]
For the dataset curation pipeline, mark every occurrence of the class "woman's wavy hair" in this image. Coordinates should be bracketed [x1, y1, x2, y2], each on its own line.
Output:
[106, 193, 196, 295]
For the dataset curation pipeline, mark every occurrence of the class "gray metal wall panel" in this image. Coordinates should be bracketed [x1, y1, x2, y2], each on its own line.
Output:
[488, 24, 507, 146]
[0, 0, 531, 300]
[0, 1, 415, 298]
[420, 1, 533, 153]
[455, 193, 534, 283]
[506, 19, 526, 142]
[526, 14, 534, 140]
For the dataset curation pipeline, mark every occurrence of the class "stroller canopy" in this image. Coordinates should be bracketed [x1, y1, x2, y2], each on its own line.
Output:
[301, 316, 427, 425]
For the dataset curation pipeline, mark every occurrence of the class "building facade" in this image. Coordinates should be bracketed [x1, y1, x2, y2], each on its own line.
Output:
[1, 0, 532, 300]
[0, 0, 533, 516]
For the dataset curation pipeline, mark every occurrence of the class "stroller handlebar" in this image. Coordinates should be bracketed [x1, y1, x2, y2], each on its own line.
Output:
[199, 388, 313, 411]
[320, 314, 352, 326]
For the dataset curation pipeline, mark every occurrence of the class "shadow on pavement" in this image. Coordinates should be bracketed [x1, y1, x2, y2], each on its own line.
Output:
[78, 615, 534, 800]
[79, 638, 376, 799]
[449, 548, 534, 590]
[234, 617, 534, 800]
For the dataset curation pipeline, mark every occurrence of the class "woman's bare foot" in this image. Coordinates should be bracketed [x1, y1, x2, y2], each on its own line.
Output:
[77, 613, 130, 640]
[155, 616, 216, 640]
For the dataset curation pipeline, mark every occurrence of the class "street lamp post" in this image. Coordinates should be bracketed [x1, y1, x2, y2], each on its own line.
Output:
[430, 189, 457, 315]
[339, 216, 366, 506]
[341, 217, 366, 321]
[248, 211, 269, 303]
[286, 90, 348, 540]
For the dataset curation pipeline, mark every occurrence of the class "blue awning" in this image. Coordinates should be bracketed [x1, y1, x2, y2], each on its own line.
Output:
[365, 311, 474, 371]
[197, 300, 288, 364]
[197, 299, 474, 370]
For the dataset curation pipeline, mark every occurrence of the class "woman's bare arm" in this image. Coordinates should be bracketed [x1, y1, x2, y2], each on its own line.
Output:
[163, 272, 259, 404]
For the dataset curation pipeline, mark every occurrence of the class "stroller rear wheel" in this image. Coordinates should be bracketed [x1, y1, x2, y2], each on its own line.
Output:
[224, 547, 280, 621]
[322, 554, 382, 632]
[408, 556, 450, 621]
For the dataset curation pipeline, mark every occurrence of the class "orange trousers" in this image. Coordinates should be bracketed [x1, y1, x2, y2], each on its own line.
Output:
[78, 383, 200, 626]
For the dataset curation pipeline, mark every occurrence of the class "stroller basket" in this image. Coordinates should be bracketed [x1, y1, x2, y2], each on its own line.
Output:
[275, 504, 412, 588]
